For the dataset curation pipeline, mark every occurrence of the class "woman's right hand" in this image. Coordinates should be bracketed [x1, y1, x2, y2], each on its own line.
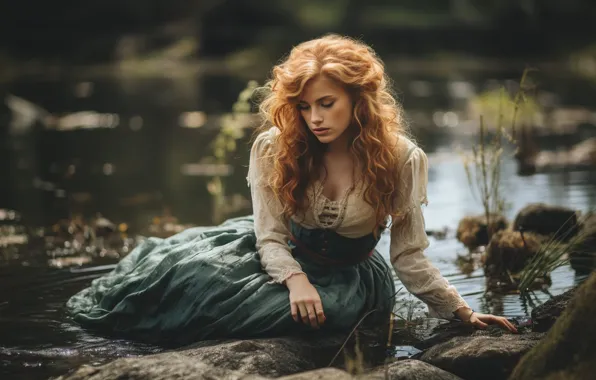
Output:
[285, 273, 326, 328]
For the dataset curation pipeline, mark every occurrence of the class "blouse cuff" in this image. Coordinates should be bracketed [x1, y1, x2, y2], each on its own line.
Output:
[425, 292, 471, 320]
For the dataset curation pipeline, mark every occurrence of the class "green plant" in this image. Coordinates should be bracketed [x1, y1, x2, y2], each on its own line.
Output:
[207, 80, 259, 223]
[518, 212, 595, 295]
[462, 69, 536, 241]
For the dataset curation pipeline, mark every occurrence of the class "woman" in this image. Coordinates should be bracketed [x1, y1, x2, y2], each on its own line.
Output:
[67, 35, 517, 344]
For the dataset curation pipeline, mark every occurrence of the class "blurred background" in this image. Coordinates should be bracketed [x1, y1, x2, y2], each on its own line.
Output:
[1, 0, 596, 227]
[1, 1, 596, 379]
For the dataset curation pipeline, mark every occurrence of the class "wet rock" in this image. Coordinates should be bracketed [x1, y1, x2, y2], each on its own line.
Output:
[280, 368, 353, 379]
[170, 329, 389, 378]
[172, 337, 322, 377]
[419, 331, 545, 380]
[365, 359, 463, 380]
[56, 354, 267, 380]
[482, 230, 551, 291]
[512, 203, 579, 242]
[569, 212, 596, 273]
[281, 360, 464, 380]
[484, 230, 543, 276]
[60, 358, 464, 380]
[57, 330, 462, 380]
[456, 214, 508, 250]
[510, 272, 596, 380]
[516, 133, 596, 175]
[531, 286, 577, 333]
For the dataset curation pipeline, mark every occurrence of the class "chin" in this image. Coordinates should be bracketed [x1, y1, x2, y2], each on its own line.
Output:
[314, 133, 338, 144]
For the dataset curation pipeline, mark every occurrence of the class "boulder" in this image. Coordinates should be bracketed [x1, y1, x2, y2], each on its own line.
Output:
[419, 330, 544, 380]
[172, 333, 360, 377]
[280, 359, 464, 380]
[512, 203, 579, 242]
[280, 368, 352, 380]
[482, 230, 552, 291]
[509, 272, 596, 380]
[364, 359, 463, 380]
[484, 230, 543, 277]
[569, 212, 596, 273]
[456, 214, 508, 250]
[55, 354, 267, 380]
[56, 330, 389, 380]
[531, 286, 577, 333]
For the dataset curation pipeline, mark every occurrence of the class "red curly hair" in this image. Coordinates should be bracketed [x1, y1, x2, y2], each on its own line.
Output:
[256, 34, 408, 231]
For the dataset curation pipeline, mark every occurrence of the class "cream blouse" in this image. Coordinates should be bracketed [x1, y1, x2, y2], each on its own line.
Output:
[247, 127, 469, 319]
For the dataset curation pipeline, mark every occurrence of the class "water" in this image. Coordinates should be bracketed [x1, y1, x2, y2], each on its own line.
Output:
[1, 70, 595, 379]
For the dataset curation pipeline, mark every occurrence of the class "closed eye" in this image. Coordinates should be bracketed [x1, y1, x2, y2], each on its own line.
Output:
[321, 101, 334, 108]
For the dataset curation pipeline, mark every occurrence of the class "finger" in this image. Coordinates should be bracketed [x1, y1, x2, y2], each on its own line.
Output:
[314, 300, 326, 326]
[473, 319, 489, 329]
[290, 302, 298, 322]
[307, 303, 318, 328]
[298, 303, 309, 324]
[492, 316, 515, 332]
[503, 318, 518, 333]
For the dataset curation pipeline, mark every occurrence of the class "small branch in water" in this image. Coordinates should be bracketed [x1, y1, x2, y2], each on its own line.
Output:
[327, 308, 380, 367]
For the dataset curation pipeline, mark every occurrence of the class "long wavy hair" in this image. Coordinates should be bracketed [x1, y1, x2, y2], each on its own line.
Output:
[256, 34, 408, 232]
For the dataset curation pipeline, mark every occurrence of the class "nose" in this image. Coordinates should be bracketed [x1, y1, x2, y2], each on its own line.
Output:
[310, 108, 323, 126]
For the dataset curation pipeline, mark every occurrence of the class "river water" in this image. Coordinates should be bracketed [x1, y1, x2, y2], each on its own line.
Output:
[0, 69, 595, 379]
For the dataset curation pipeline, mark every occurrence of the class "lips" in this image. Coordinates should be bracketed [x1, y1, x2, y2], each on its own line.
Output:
[312, 128, 330, 135]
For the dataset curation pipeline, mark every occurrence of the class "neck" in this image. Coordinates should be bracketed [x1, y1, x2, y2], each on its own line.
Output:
[325, 131, 351, 155]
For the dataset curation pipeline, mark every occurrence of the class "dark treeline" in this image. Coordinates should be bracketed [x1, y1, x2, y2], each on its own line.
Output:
[1, 0, 596, 64]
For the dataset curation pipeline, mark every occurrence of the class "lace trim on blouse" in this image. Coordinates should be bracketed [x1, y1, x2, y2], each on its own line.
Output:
[247, 127, 470, 319]
[311, 179, 353, 229]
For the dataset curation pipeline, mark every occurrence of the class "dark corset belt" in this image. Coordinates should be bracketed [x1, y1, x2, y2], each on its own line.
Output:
[288, 220, 379, 266]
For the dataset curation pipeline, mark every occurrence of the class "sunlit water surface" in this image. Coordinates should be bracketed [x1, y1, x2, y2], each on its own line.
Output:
[1, 151, 594, 379]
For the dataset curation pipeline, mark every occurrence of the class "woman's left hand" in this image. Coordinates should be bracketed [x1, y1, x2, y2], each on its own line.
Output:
[469, 312, 518, 333]
[455, 308, 518, 333]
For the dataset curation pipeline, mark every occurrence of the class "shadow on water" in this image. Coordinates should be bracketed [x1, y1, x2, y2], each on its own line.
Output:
[0, 265, 165, 380]
[1, 66, 596, 379]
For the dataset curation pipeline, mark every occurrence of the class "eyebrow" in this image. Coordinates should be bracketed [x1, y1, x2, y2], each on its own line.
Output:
[298, 95, 334, 104]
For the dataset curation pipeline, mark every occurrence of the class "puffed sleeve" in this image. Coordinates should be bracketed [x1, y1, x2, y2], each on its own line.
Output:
[247, 128, 305, 284]
[390, 145, 470, 319]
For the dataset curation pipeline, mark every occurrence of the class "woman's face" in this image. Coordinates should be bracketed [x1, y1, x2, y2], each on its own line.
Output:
[298, 75, 353, 145]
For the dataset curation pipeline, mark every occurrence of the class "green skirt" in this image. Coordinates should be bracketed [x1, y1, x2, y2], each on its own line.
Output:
[66, 216, 395, 344]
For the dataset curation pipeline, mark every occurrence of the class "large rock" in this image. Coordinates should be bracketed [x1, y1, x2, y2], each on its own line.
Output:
[171, 333, 364, 377]
[365, 359, 463, 380]
[512, 203, 579, 242]
[456, 214, 508, 250]
[569, 212, 596, 273]
[55, 354, 267, 380]
[57, 331, 388, 379]
[510, 272, 596, 380]
[419, 330, 544, 380]
[531, 286, 577, 333]
[280, 360, 463, 380]
[59, 357, 465, 380]
[484, 230, 543, 276]
[280, 368, 353, 380]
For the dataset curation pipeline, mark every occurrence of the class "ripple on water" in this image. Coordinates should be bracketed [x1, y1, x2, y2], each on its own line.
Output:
[1, 157, 595, 379]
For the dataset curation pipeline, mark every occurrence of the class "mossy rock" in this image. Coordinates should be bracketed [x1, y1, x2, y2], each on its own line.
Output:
[456, 214, 508, 250]
[569, 212, 596, 274]
[483, 230, 543, 277]
[530, 287, 577, 333]
[509, 272, 596, 380]
[512, 203, 579, 242]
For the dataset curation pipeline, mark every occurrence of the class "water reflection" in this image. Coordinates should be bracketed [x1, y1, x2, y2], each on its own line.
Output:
[1, 71, 596, 379]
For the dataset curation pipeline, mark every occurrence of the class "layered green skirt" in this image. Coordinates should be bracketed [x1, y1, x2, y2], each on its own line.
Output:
[67, 216, 395, 344]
